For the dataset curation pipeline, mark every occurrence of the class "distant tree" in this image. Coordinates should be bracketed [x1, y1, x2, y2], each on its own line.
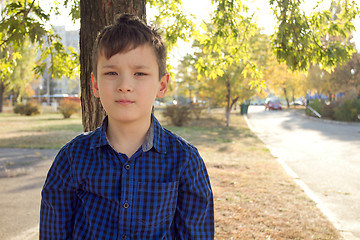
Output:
[266, 58, 306, 107]
[328, 52, 360, 98]
[7, 40, 38, 102]
[195, 0, 261, 126]
[176, 54, 199, 102]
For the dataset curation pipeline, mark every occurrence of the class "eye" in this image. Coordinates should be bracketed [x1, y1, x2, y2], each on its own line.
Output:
[134, 72, 147, 76]
[105, 72, 117, 76]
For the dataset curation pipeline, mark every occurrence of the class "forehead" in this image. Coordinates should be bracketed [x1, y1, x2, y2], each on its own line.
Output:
[98, 44, 159, 68]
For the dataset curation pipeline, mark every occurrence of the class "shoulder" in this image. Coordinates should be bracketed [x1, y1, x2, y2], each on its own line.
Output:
[57, 127, 101, 158]
[160, 128, 209, 183]
[163, 128, 197, 151]
[152, 115, 199, 156]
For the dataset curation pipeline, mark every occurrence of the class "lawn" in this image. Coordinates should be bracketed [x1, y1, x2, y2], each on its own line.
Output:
[0, 110, 342, 239]
[0, 112, 83, 149]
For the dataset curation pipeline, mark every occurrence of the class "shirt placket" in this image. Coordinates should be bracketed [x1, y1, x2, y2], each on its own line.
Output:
[118, 156, 135, 240]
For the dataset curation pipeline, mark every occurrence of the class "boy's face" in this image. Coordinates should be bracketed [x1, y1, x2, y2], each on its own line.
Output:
[92, 44, 169, 124]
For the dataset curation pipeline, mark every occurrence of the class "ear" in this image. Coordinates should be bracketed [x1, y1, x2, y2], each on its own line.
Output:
[156, 73, 169, 98]
[91, 72, 100, 98]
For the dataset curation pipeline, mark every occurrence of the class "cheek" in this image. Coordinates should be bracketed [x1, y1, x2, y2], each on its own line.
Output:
[98, 81, 115, 92]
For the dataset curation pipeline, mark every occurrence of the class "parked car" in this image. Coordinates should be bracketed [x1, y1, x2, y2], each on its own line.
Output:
[265, 99, 282, 110]
[289, 99, 305, 106]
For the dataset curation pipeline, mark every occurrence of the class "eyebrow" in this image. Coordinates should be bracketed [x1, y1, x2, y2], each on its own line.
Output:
[100, 64, 151, 70]
[101, 64, 117, 69]
[132, 64, 151, 69]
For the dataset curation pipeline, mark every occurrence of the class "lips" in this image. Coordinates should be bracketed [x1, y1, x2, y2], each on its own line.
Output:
[115, 99, 135, 105]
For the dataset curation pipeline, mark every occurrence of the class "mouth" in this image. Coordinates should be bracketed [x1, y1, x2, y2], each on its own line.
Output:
[115, 99, 135, 105]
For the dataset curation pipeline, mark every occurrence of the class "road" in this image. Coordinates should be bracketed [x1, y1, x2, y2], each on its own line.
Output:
[0, 148, 57, 240]
[246, 106, 360, 240]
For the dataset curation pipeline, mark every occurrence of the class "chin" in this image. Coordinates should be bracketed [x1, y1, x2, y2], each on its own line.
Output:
[108, 114, 149, 124]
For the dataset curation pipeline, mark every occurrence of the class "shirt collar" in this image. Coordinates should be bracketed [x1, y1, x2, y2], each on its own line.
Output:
[89, 116, 108, 150]
[151, 114, 167, 154]
[90, 115, 167, 154]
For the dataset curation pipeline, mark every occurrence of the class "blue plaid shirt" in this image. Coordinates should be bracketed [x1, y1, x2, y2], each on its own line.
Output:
[40, 115, 214, 239]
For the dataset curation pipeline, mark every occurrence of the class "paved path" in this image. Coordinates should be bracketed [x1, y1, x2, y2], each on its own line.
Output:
[246, 106, 360, 240]
[0, 148, 57, 240]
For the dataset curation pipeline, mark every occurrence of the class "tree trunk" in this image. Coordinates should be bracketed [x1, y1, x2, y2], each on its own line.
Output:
[225, 80, 231, 127]
[80, 0, 146, 131]
[0, 82, 4, 113]
[283, 88, 289, 108]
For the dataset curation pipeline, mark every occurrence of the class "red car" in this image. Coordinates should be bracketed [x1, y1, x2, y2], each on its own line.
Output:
[265, 99, 282, 110]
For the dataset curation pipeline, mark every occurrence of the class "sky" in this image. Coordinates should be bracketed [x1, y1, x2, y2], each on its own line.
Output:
[48, 0, 360, 64]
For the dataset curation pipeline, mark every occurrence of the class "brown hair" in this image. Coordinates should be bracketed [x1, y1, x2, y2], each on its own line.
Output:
[92, 14, 167, 79]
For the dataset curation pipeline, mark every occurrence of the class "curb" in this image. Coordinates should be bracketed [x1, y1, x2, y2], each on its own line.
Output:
[292, 109, 360, 126]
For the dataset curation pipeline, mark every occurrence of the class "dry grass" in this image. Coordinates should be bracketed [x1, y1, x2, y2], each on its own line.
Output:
[0, 112, 83, 149]
[0, 110, 343, 239]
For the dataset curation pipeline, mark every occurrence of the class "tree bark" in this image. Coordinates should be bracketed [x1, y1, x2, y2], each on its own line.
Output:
[80, 0, 146, 131]
[0, 82, 4, 113]
[225, 79, 231, 127]
[283, 88, 289, 108]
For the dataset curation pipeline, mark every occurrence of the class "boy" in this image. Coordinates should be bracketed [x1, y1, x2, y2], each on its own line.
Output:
[40, 14, 214, 239]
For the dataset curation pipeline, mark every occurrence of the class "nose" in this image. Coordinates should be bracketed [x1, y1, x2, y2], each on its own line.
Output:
[117, 76, 133, 93]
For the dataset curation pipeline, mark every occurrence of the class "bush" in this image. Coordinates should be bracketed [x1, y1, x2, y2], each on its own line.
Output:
[306, 99, 323, 117]
[162, 104, 192, 126]
[14, 101, 40, 116]
[58, 98, 81, 118]
[190, 103, 205, 120]
[321, 101, 337, 120]
[306, 98, 360, 122]
[13, 103, 24, 114]
[334, 98, 360, 122]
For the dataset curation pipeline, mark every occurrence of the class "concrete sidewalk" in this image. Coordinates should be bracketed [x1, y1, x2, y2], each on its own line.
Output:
[0, 148, 58, 240]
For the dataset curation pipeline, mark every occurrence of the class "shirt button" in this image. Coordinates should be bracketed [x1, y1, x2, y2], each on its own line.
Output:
[121, 234, 127, 240]
[124, 164, 130, 170]
[123, 202, 130, 209]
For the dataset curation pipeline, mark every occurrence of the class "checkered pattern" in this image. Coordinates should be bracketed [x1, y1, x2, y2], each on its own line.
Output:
[40, 115, 214, 239]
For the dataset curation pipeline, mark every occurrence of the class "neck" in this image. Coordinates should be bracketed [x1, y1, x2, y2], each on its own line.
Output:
[106, 116, 152, 158]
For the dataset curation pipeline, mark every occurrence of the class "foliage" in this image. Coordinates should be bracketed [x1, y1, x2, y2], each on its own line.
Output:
[305, 51, 360, 104]
[146, 0, 197, 79]
[175, 53, 199, 102]
[3, 0, 358, 127]
[6, 40, 38, 101]
[64, 0, 80, 22]
[306, 98, 322, 117]
[34, 35, 79, 82]
[329, 52, 360, 97]
[58, 98, 81, 118]
[321, 101, 337, 119]
[190, 103, 205, 120]
[13, 101, 40, 116]
[265, 56, 307, 107]
[307, 98, 360, 122]
[270, 0, 359, 71]
[0, 0, 49, 49]
[306, 65, 333, 98]
[195, 0, 263, 126]
[148, 0, 196, 50]
[0, 0, 79, 111]
[334, 98, 360, 122]
[162, 104, 192, 126]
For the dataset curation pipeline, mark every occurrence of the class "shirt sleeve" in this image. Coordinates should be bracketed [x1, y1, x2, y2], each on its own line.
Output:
[40, 146, 77, 239]
[174, 148, 215, 239]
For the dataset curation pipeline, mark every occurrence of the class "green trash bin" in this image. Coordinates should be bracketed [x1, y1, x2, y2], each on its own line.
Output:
[240, 104, 249, 115]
